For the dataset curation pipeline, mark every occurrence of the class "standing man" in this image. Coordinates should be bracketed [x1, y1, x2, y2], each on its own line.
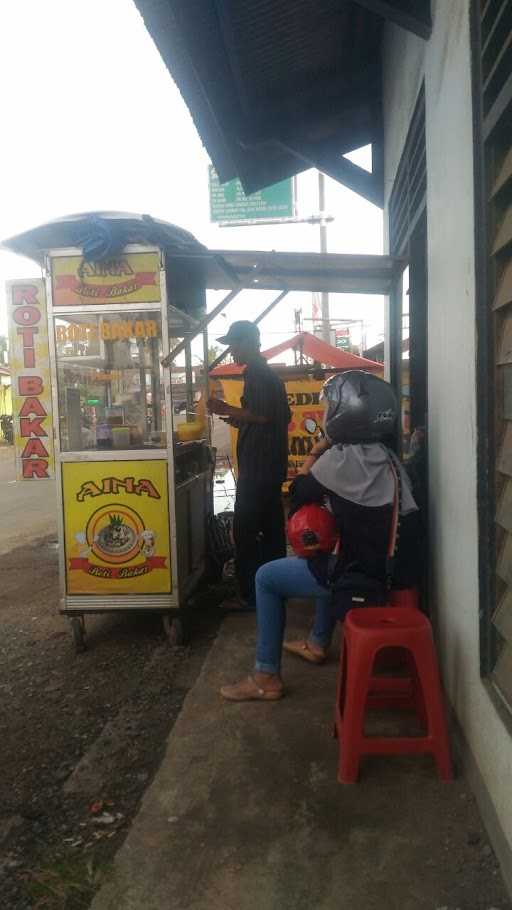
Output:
[207, 321, 291, 610]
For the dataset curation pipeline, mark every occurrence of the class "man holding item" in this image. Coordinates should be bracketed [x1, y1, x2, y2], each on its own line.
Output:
[207, 321, 291, 610]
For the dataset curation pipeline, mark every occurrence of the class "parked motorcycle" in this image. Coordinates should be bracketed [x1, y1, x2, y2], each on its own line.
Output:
[0, 414, 13, 445]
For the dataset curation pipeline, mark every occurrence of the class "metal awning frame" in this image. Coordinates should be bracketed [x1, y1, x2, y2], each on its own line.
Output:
[162, 248, 404, 367]
[0, 210, 403, 370]
[207, 290, 289, 372]
[204, 249, 403, 295]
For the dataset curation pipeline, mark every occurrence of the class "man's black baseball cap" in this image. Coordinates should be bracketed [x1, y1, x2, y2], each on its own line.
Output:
[217, 320, 260, 346]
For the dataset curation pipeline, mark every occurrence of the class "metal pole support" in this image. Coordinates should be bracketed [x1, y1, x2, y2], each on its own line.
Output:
[161, 288, 242, 366]
[208, 290, 289, 373]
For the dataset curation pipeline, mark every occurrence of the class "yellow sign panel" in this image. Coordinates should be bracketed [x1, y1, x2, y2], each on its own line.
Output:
[220, 376, 325, 482]
[285, 379, 326, 478]
[7, 279, 55, 480]
[52, 252, 161, 306]
[62, 460, 172, 595]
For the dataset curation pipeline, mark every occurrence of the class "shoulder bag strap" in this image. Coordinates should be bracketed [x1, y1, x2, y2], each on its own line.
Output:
[385, 451, 402, 588]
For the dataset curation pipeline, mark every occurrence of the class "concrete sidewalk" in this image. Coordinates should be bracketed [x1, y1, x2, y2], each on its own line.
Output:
[91, 606, 511, 910]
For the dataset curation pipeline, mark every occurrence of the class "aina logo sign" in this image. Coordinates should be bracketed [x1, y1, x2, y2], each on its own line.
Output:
[63, 460, 171, 595]
[69, 475, 166, 580]
[76, 474, 160, 502]
[52, 253, 161, 306]
[77, 260, 135, 278]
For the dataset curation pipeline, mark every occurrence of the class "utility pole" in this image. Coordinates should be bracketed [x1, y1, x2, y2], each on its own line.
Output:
[318, 172, 330, 344]
[293, 308, 302, 366]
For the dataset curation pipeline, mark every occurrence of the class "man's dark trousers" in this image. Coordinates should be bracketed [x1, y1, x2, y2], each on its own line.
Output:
[233, 474, 286, 606]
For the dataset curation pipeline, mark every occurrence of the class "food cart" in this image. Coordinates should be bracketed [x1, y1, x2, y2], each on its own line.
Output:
[4, 212, 214, 650]
[4, 215, 403, 651]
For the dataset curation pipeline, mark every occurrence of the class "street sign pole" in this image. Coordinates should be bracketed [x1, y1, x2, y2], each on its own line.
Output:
[217, 214, 333, 228]
[318, 172, 330, 344]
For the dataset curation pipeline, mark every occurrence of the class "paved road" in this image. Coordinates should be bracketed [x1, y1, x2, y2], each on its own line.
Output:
[0, 446, 57, 554]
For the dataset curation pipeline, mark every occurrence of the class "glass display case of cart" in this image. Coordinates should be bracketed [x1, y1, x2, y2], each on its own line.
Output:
[54, 312, 167, 452]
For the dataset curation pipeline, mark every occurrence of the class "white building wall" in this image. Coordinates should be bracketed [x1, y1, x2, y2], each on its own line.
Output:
[382, 26, 425, 221]
[383, 0, 512, 862]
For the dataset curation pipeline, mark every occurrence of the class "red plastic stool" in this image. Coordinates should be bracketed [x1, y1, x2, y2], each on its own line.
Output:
[388, 588, 420, 609]
[335, 606, 453, 784]
[375, 587, 420, 671]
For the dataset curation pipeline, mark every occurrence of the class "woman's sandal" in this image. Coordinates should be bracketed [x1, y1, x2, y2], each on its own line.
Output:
[220, 675, 284, 702]
[283, 639, 326, 664]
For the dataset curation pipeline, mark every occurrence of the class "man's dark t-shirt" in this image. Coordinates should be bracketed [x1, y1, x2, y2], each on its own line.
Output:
[237, 358, 291, 485]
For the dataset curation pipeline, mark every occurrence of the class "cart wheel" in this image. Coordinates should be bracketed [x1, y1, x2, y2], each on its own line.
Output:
[162, 614, 185, 646]
[70, 616, 87, 654]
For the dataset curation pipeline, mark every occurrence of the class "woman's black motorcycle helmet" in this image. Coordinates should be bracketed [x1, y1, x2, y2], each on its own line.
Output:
[321, 370, 398, 444]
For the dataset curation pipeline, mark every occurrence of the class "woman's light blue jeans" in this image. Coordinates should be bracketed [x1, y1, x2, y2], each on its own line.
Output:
[254, 557, 336, 675]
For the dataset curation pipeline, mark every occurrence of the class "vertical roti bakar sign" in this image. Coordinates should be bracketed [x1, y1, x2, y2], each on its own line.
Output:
[7, 279, 55, 480]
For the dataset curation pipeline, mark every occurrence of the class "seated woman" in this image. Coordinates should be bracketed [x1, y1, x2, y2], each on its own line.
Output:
[221, 370, 422, 702]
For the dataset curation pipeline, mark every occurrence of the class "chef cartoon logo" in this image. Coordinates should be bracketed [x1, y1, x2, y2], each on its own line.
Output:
[88, 505, 144, 565]
[70, 503, 165, 578]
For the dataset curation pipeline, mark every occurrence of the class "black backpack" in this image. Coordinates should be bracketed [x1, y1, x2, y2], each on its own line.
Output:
[207, 511, 234, 571]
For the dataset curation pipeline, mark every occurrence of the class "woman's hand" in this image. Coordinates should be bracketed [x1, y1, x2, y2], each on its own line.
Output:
[310, 437, 331, 458]
[297, 437, 331, 476]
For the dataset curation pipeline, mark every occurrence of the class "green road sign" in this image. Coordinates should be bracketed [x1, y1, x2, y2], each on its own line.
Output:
[209, 166, 293, 223]
[335, 332, 351, 351]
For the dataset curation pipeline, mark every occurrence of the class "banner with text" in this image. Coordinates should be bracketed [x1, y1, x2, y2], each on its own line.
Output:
[7, 279, 55, 480]
[209, 166, 293, 223]
[52, 251, 161, 306]
[219, 376, 325, 483]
